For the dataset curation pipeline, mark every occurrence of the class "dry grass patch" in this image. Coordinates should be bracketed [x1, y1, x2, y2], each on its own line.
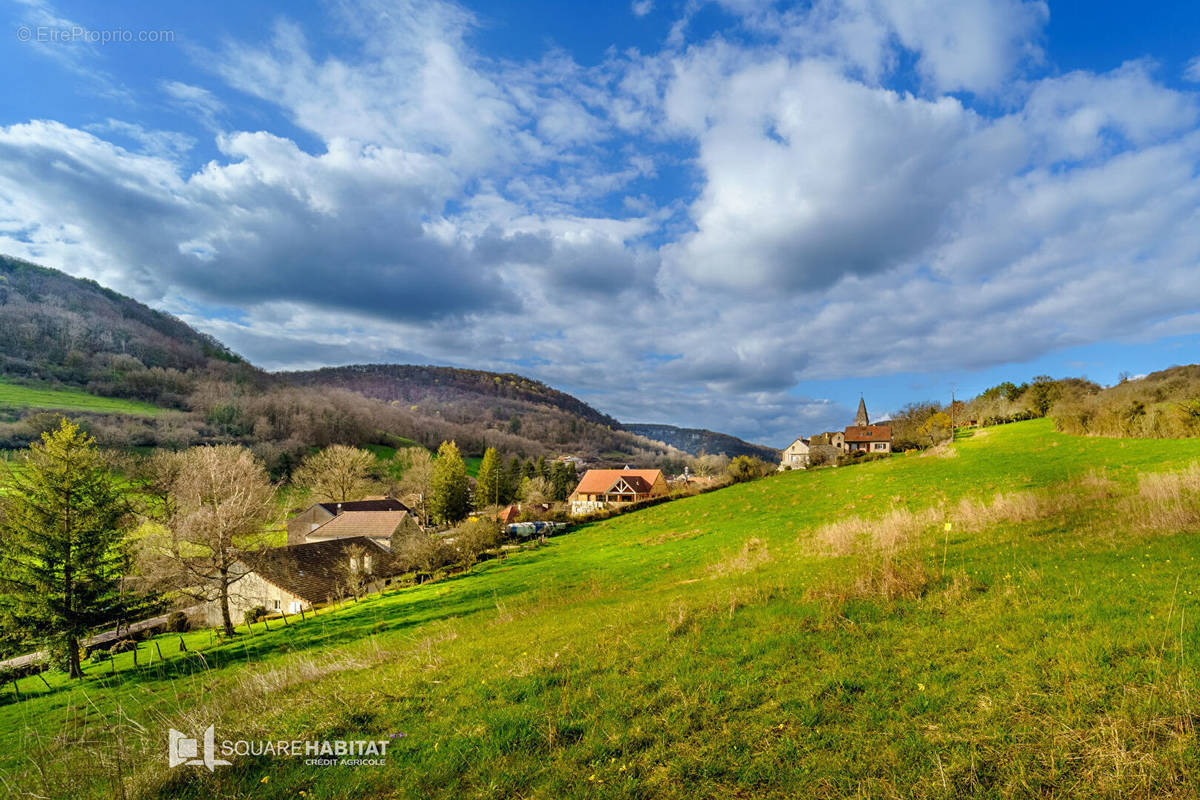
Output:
[1078, 467, 1120, 493]
[805, 551, 934, 605]
[1124, 463, 1200, 534]
[807, 507, 940, 556]
[665, 601, 695, 638]
[952, 490, 1057, 531]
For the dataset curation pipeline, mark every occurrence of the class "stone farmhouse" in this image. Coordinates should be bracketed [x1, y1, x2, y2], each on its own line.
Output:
[568, 468, 669, 516]
[286, 497, 414, 548]
[808, 431, 846, 464]
[198, 537, 400, 627]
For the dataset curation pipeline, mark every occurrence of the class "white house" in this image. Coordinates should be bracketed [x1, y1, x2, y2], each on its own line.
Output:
[779, 437, 811, 470]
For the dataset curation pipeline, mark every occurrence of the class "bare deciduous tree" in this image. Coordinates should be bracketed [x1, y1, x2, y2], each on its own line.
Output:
[293, 444, 377, 503]
[392, 447, 434, 526]
[142, 445, 276, 637]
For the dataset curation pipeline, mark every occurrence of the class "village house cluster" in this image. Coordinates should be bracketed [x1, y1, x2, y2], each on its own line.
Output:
[182, 404, 896, 627]
[779, 398, 892, 470]
[196, 466, 681, 623]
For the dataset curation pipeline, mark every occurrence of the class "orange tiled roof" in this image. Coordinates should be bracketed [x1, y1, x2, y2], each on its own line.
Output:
[844, 425, 892, 442]
[572, 469, 664, 495]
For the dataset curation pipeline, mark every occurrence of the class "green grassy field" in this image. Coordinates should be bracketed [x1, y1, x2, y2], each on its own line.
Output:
[4, 419, 1200, 798]
[364, 443, 482, 477]
[0, 380, 163, 416]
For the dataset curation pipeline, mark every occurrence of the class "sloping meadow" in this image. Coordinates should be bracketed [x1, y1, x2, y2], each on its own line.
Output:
[5, 419, 1200, 798]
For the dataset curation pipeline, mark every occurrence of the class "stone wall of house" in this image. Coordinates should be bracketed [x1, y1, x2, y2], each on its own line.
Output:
[808, 443, 840, 465]
[198, 569, 398, 628]
[199, 569, 307, 627]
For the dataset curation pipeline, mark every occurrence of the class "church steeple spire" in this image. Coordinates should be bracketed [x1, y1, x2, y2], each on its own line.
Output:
[855, 396, 869, 427]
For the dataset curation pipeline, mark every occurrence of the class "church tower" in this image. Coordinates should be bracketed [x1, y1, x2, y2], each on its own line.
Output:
[855, 396, 869, 427]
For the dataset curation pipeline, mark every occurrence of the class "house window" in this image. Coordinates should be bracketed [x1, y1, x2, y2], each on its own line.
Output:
[288, 601, 302, 614]
[274, 599, 280, 610]
[349, 556, 359, 573]
[363, 554, 373, 573]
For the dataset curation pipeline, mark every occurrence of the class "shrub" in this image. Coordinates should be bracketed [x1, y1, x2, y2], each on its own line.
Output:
[165, 611, 190, 633]
[244, 606, 268, 626]
[728, 455, 770, 483]
[452, 519, 501, 569]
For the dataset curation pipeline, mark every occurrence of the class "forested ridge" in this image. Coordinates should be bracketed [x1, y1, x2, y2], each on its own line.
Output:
[0, 256, 771, 472]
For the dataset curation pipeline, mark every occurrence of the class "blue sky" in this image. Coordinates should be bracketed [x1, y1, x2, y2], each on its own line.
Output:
[3, 0, 1200, 447]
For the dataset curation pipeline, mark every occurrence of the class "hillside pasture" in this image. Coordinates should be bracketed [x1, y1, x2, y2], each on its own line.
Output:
[3, 420, 1200, 798]
[0, 380, 163, 416]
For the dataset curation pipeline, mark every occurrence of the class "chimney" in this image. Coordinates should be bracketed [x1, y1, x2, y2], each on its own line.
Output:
[336, 503, 342, 515]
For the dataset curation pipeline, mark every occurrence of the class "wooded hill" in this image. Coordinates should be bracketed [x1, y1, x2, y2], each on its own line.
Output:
[0, 256, 772, 470]
[283, 364, 620, 428]
[0, 255, 251, 408]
